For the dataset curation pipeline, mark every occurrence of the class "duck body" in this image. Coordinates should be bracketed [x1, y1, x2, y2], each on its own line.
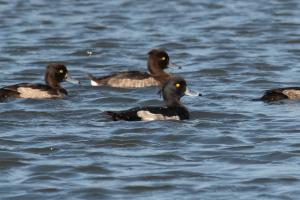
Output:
[259, 87, 300, 102]
[89, 49, 171, 88]
[0, 83, 67, 99]
[0, 63, 78, 101]
[89, 71, 160, 88]
[107, 106, 189, 121]
[106, 77, 190, 121]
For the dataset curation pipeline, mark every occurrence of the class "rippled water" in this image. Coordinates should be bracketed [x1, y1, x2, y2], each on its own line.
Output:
[1, 0, 300, 199]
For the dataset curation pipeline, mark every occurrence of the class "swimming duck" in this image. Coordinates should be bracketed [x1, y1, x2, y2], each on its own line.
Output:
[0, 63, 79, 100]
[106, 76, 190, 121]
[88, 49, 173, 88]
[257, 87, 300, 102]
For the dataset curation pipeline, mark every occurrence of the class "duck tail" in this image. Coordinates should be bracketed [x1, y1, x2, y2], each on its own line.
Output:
[87, 73, 101, 86]
[106, 111, 120, 121]
[0, 89, 8, 102]
[87, 73, 109, 86]
[0, 88, 19, 102]
[87, 73, 97, 81]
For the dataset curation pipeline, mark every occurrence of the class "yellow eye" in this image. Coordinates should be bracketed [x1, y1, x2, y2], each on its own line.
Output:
[59, 69, 64, 74]
[175, 83, 181, 88]
[161, 57, 166, 61]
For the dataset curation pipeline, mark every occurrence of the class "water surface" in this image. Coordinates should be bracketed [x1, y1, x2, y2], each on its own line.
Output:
[1, 0, 300, 199]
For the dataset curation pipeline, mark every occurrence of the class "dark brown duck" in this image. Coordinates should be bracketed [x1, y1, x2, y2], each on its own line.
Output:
[88, 49, 172, 88]
[0, 63, 79, 101]
[257, 87, 300, 102]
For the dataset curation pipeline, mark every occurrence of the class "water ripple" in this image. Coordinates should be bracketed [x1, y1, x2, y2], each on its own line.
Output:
[2, 0, 300, 199]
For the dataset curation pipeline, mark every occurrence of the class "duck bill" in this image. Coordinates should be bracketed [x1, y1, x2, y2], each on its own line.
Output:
[65, 74, 80, 84]
[185, 87, 202, 97]
[169, 62, 182, 69]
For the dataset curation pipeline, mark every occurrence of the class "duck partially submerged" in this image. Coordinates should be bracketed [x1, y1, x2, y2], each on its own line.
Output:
[257, 87, 300, 102]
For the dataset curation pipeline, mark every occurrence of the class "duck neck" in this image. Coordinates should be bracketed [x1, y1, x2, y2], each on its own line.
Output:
[164, 95, 182, 108]
[147, 58, 170, 84]
[45, 73, 61, 88]
[151, 72, 171, 85]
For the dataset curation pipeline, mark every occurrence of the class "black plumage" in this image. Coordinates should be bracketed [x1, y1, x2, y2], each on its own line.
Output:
[106, 77, 189, 121]
[257, 87, 300, 102]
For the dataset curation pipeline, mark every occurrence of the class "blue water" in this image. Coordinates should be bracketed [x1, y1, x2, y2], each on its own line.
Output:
[1, 0, 300, 199]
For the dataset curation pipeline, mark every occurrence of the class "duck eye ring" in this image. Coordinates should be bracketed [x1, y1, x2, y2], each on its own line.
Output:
[161, 57, 166, 61]
[175, 83, 181, 88]
[59, 69, 64, 74]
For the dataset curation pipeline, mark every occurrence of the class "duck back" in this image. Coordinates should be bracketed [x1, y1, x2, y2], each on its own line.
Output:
[258, 87, 300, 102]
[89, 71, 160, 88]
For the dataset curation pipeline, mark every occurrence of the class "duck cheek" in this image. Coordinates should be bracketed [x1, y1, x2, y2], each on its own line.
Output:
[158, 60, 168, 68]
[55, 73, 64, 82]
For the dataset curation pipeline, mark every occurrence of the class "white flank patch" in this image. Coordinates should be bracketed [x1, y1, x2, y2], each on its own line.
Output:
[137, 110, 180, 121]
[90, 80, 100, 86]
[17, 87, 60, 99]
[282, 89, 300, 100]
